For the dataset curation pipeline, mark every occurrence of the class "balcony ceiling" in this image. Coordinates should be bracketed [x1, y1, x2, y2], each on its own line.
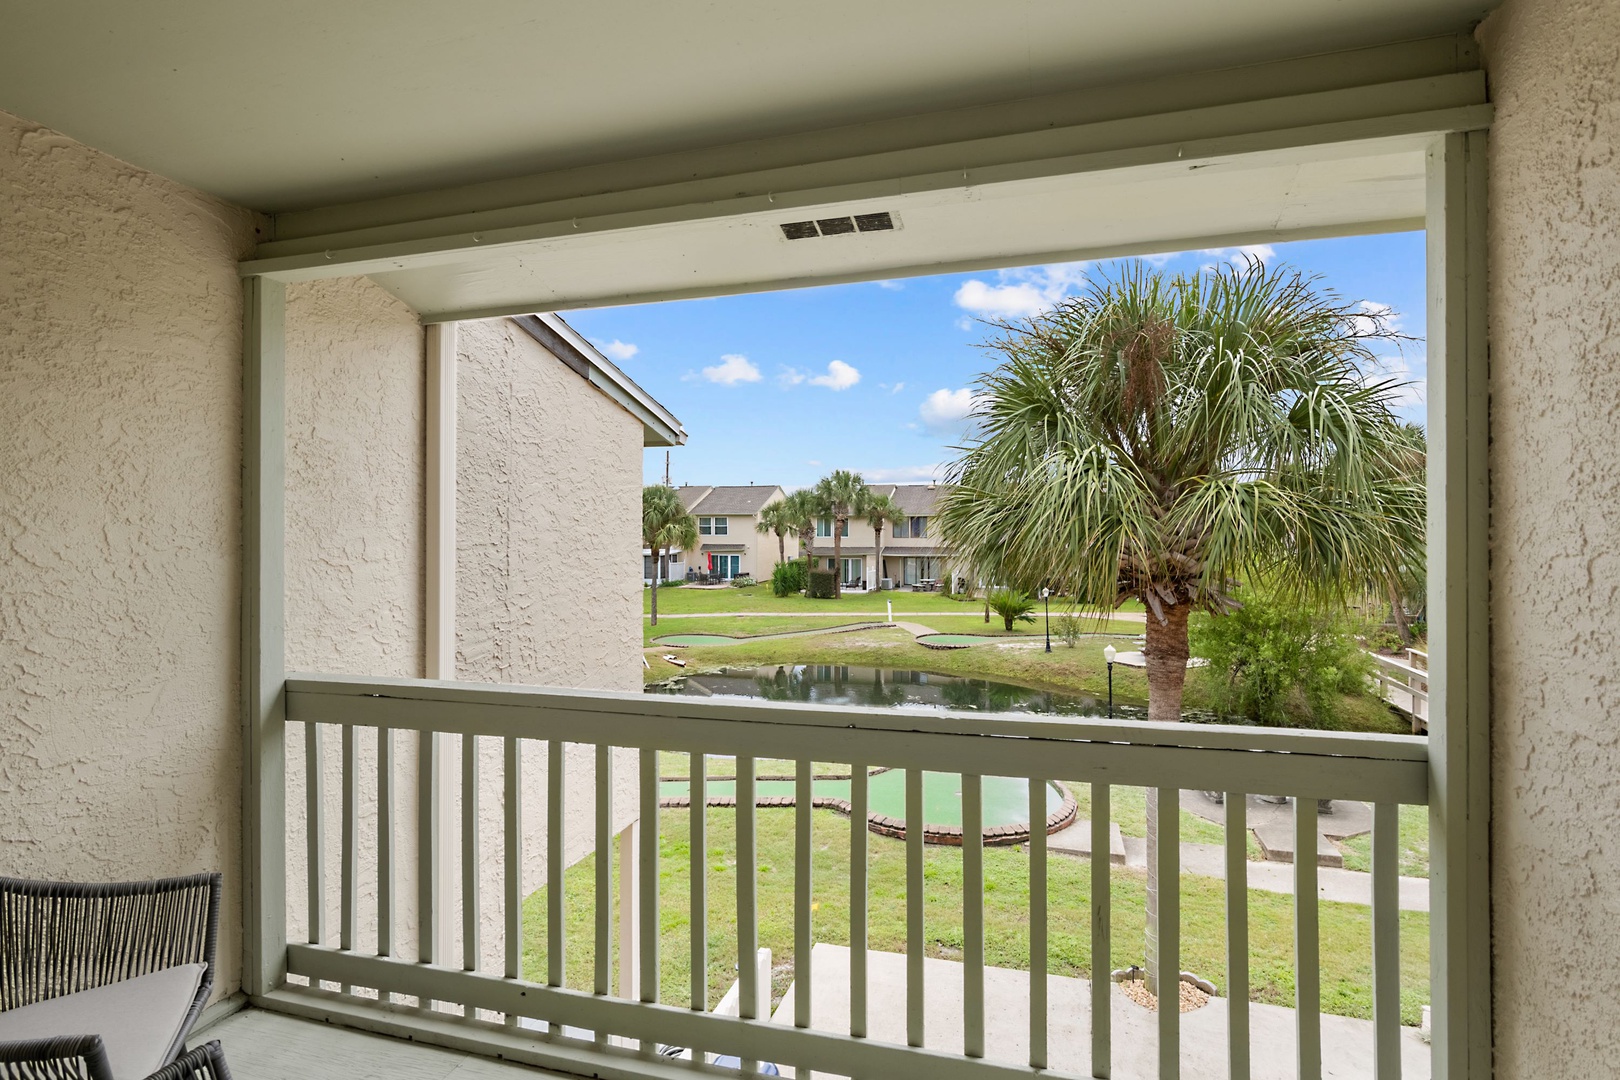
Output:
[0, 0, 1493, 213]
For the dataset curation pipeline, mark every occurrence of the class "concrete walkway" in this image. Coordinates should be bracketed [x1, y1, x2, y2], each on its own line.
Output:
[775, 944, 1429, 1080]
[1115, 835, 1430, 912]
[645, 609, 1148, 622]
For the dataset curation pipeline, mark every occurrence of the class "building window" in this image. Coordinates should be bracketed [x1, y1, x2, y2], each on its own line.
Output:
[698, 516, 712, 535]
[909, 516, 928, 539]
[713, 517, 728, 535]
[893, 518, 909, 539]
[817, 517, 848, 538]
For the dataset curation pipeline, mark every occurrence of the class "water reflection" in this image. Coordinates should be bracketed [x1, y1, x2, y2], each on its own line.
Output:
[652, 662, 1151, 718]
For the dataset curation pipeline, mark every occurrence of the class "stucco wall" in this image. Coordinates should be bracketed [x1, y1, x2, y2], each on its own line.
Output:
[455, 316, 643, 974]
[0, 109, 258, 994]
[281, 276, 426, 957]
[1478, 1, 1620, 1073]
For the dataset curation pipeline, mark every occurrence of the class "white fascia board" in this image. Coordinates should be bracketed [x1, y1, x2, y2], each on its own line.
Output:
[511, 313, 685, 447]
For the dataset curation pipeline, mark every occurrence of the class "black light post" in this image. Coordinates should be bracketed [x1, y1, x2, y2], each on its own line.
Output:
[1103, 644, 1117, 717]
[1041, 587, 1051, 653]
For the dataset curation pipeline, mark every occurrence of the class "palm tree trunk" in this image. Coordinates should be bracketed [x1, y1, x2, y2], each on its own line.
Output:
[832, 518, 844, 599]
[778, 532, 786, 565]
[650, 545, 662, 626]
[874, 524, 884, 590]
[1141, 600, 1191, 993]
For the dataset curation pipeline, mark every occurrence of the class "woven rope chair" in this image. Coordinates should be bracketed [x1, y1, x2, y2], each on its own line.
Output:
[0, 1037, 232, 1080]
[0, 874, 222, 1077]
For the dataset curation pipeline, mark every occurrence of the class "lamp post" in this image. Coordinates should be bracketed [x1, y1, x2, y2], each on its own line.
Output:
[1041, 587, 1051, 653]
[1103, 644, 1117, 717]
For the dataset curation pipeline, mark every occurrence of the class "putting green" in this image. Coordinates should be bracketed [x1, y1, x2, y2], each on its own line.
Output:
[916, 633, 1005, 646]
[660, 771, 1065, 829]
[653, 634, 739, 646]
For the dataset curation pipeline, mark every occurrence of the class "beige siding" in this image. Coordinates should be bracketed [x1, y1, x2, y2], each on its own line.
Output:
[1479, 0, 1620, 1073]
[0, 109, 258, 995]
[281, 276, 426, 958]
[455, 316, 642, 973]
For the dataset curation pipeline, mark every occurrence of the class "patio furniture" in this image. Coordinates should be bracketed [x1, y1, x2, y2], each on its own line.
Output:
[0, 1037, 234, 1080]
[0, 873, 222, 1080]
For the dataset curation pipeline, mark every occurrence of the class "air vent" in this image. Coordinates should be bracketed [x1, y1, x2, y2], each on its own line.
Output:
[778, 210, 900, 240]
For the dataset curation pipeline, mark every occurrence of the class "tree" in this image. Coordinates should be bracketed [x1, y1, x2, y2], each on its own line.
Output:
[813, 469, 870, 598]
[987, 587, 1038, 630]
[861, 491, 905, 589]
[939, 259, 1422, 988]
[642, 485, 698, 628]
[756, 499, 797, 566]
[780, 488, 821, 567]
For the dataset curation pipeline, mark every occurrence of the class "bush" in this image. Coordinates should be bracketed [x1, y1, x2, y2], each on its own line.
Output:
[729, 575, 755, 589]
[806, 569, 837, 599]
[1054, 611, 1084, 648]
[1191, 592, 1377, 728]
[770, 559, 808, 597]
[987, 587, 1037, 631]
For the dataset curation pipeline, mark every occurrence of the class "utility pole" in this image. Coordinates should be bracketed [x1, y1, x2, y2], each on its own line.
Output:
[663, 451, 671, 486]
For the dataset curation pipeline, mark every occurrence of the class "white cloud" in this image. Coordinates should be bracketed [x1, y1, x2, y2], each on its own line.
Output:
[1362, 352, 1426, 410]
[808, 360, 861, 391]
[891, 381, 905, 394]
[952, 262, 1090, 319]
[919, 387, 980, 433]
[873, 279, 904, 290]
[864, 464, 944, 484]
[807, 459, 822, 467]
[1199, 244, 1277, 266]
[777, 366, 807, 387]
[701, 353, 762, 385]
[598, 339, 639, 361]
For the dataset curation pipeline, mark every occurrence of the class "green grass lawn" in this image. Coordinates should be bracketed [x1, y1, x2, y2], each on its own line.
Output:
[522, 806, 1429, 1025]
[646, 583, 1139, 618]
[1338, 802, 1431, 878]
[644, 615, 882, 646]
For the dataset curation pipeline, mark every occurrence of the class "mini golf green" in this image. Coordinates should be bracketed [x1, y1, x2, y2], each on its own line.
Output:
[916, 633, 1006, 646]
[660, 771, 1065, 831]
[653, 634, 739, 646]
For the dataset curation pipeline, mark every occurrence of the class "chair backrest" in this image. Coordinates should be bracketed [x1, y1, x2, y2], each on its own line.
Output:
[0, 873, 221, 1018]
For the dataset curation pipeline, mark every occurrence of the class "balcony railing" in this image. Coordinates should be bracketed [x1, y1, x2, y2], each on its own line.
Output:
[271, 673, 1427, 1080]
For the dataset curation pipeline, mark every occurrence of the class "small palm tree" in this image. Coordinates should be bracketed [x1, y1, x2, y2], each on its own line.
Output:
[643, 484, 698, 627]
[814, 469, 869, 598]
[756, 499, 797, 566]
[987, 587, 1038, 630]
[861, 491, 905, 589]
[940, 258, 1422, 988]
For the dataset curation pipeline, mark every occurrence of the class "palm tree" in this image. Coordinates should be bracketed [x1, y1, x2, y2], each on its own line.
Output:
[861, 491, 905, 589]
[642, 484, 698, 628]
[813, 469, 869, 598]
[939, 259, 1422, 988]
[755, 499, 797, 566]
[781, 488, 821, 567]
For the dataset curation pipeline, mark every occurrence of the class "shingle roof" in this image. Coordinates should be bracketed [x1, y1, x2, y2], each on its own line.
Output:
[877, 483, 949, 515]
[680, 484, 784, 516]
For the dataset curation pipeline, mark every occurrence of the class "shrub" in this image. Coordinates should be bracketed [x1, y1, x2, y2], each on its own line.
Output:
[1191, 592, 1377, 728]
[1054, 611, 1084, 648]
[770, 559, 808, 597]
[987, 587, 1037, 631]
[806, 569, 837, 599]
[729, 575, 755, 589]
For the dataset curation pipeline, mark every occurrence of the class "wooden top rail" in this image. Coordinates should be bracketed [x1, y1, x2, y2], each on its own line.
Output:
[285, 674, 1428, 804]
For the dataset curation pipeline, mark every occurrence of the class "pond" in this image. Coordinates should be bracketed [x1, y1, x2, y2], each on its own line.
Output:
[648, 662, 1150, 719]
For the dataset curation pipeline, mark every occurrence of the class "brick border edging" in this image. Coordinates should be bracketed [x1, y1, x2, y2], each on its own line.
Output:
[657, 781, 1079, 848]
[659, 765, 894, 784]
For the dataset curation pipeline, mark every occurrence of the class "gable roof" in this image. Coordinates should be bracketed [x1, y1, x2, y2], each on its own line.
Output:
[511, 314, 685, 448]
[678, 485, 785, 516]
[875, 483, 948, 516]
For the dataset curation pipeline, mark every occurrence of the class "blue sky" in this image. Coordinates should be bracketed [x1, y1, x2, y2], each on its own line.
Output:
[561, 232, 1428, 490]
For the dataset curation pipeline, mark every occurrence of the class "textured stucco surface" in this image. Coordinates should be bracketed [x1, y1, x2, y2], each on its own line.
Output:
[455, 316, 643, 972]
[281, 276, 426, 956]
[1479, 1, 1620, 1072]
[0, 109, 258, 994]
